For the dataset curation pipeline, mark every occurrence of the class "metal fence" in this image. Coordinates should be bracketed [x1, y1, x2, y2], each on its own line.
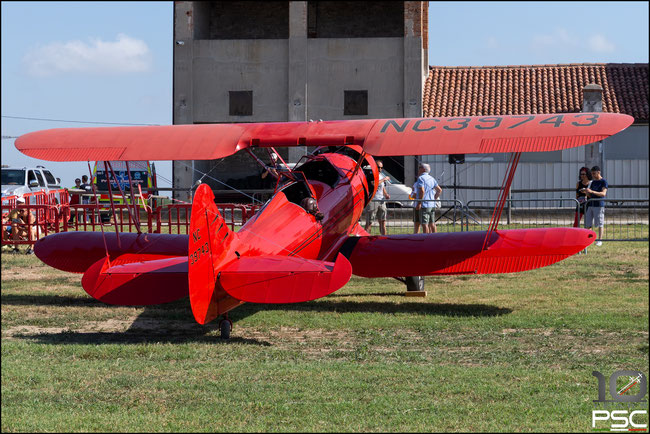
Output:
[583, 198, 649, 242]
[3, 196, 648, 248]
[363, 197, 649, 241]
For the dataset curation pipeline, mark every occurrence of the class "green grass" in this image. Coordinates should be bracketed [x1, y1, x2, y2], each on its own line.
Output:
[2, 242, 648, 432]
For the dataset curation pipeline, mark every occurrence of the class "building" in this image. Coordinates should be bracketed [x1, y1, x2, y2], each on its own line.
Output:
[173, 1, 429, 202]
[173, 2, 648, 204]
[421, 63, 649, 203]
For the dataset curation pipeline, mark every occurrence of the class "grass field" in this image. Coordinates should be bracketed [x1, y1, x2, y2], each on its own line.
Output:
[2, 242, 648, 432]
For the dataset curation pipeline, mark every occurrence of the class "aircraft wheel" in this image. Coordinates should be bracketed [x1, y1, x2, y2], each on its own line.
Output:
[219, 318, 233, 339]
[405, 276, 424, 291]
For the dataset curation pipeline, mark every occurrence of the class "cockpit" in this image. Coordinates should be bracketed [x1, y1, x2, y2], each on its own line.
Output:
[274, 156, 338, 221]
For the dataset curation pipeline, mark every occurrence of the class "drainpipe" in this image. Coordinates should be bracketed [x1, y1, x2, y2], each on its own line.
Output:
[583, 83, 603, 170]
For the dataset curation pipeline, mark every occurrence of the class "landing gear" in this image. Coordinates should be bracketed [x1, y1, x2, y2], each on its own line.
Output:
[405, 276, 425, 292]
[219, 315, 233, 339]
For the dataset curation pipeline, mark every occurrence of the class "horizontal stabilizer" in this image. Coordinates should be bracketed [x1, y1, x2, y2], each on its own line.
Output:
[34, 231, 188, 273]
[341, 228, 595, 277]
[15, 113, 633, 161]
[81, 255, 189, 305]
[218, 253, 352, 304]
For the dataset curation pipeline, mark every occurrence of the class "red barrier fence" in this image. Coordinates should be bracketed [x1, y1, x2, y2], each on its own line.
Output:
[2, 198, 262, 247]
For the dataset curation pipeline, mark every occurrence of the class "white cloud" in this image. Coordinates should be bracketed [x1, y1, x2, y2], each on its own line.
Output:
[23, 33, 152, 77]
[588, 34, 616, 53]
[532, 28, 577, 50]
[486, 36, 499, 50]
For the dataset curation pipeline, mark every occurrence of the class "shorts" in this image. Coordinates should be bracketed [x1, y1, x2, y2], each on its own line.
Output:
[412, 208, 420, 223]
[365, 201, 387, 225]
[419, 207, 435, 225]
[584, 206, 605, 228]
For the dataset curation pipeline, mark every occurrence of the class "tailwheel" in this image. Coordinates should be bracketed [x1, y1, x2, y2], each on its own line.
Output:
[405, 276, 425, 292]
[219, 316, 233, 339]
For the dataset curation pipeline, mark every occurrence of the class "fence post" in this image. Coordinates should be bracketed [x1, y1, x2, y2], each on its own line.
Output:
[507, 188, 511, 225]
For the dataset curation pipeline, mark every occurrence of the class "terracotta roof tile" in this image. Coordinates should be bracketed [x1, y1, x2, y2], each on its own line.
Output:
[422, 63, 649, 122]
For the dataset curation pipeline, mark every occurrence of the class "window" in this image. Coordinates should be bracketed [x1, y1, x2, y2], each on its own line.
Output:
[43, 170, 57, 186]
[34, 171, 45, 187]
[1, 169, 25, 185]
[194, 1, 289, 40]
[307, 1, 403, 38]
[229, 91, 253, 116]
[344, 90, 368, 116]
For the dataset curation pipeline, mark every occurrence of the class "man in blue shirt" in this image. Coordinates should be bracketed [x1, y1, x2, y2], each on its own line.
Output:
[584, 166, 608, 246]
[413, 163, 442, 233]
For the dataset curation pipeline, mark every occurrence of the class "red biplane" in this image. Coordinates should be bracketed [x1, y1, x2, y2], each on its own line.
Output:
[15, 113, 633, 338]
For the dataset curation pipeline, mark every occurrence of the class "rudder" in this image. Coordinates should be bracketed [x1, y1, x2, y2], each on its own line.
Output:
[188, 184, 242, 324]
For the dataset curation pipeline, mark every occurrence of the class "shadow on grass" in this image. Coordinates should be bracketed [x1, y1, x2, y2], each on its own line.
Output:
[231, 300, 512, 318]
[13, 308, 271, 346]
[2, 294, 114, 307]
[3, 293, 512, 318]
[5, 292, 510, 346]
[16, 330, 270, 346]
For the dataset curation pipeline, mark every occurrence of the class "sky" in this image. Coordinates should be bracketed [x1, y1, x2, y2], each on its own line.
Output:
[2, 1, 648, 189]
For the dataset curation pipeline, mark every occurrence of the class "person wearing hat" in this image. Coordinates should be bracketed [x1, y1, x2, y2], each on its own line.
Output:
[583, 165, 608, 246]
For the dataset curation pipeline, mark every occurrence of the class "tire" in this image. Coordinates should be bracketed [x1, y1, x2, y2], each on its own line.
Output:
[405, 276, 424, 291]
[219, 319, 232, 339]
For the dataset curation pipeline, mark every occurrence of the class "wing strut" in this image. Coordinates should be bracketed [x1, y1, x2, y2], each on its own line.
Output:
[481, 151, 521, 251]
[125, 161, 142, 233]
[87, 161, 114, 263]
[103, 161, 124, 237]
[349, 150, 368, 182]
[106, 161, 140, 234]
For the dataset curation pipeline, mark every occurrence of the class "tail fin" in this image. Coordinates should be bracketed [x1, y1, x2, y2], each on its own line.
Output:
[188, 184, 241, 324]
[188, 184, 352, 324]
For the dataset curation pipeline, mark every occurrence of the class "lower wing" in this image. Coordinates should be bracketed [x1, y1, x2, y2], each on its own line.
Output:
[339, 228, 595, 277]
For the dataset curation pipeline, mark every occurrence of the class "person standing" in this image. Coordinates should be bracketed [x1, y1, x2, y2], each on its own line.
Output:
[364, 160, 391, 235]
[410, 182, 421, 234]
[583, 166, 608, 246]
[573, 167, 592, 228]
[261, 152, 285, 180]
[414, 163, 442, 233]
[67, 178, 82, 225]
[79, 175, 94, 223]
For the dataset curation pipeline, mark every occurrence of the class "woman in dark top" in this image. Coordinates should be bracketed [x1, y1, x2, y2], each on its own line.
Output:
[573, 166, 592, 227]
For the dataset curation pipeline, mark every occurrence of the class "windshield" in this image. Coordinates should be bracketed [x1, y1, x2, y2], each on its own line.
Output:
[381, 168, 401, 184]
[43, 170, 57, 186]
[1, 169, 26, 185]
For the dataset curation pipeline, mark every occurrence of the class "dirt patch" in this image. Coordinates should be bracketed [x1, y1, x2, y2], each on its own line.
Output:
[3, 316, 140, 338]
[0, 267, 69, 281]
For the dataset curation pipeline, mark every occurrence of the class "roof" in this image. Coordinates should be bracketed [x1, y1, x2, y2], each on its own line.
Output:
[423, 63, 649, 123]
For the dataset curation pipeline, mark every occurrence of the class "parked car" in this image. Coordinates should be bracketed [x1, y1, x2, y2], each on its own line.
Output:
[381, 169, 414, 208]
[1, 165, 61, 198]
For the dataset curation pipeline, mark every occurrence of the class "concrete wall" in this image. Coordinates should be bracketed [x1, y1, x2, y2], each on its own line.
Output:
[192, 39, 290, 123]
[305, 38, 404, 120]
[173, 1, 428, 197]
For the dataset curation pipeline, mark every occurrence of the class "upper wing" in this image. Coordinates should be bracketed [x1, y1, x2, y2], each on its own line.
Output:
[15, 113, 633, 161]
